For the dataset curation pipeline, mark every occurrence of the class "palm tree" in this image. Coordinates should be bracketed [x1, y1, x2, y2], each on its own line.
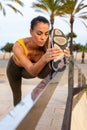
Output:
[60, 0, 87, 55]
[80, 45, 87, 64]
[0, 42, 13, 59]
[66, 32, 77, 42]
[0, 0, 24, 16]
[31, 0, 64, 31]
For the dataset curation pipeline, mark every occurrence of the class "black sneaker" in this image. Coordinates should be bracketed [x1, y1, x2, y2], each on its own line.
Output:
[51, 28, 68, 71]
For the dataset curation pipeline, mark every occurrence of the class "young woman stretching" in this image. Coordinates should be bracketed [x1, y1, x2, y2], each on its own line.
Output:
[6, 16, 70, 106]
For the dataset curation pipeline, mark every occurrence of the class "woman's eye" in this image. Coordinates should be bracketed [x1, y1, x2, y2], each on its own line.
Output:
[37, 32, 49, 36]
[37, 32, 42, 35]
[45, 33, 49, 36]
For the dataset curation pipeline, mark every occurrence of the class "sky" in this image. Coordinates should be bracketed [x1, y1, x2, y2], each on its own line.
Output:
[0, 0, 87, 48]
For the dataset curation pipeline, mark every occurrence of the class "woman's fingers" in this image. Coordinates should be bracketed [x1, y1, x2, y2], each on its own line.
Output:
[46, 47, 63, 61]
[46, 46, 70, 62]
[64, 47, 70, 57]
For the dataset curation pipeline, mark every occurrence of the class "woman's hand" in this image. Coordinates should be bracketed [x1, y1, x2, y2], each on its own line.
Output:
[42, 46, 63, 63]
[63, 47, 70, 58]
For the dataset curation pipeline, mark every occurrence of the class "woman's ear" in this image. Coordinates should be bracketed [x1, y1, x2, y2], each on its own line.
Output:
[30, 29, 33, 35]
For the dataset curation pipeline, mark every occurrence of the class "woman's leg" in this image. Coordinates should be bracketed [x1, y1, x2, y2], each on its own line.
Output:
[6, 57, 22, 106]
[38, 63, 52, 79]
[21, 68, 35, 79]
[31, 64, 52, 100]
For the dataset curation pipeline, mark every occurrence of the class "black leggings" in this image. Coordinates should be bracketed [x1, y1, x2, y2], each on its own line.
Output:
[6, 56, 51, 106]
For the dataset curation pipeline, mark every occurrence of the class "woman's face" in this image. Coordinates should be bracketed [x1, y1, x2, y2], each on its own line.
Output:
[30, 22, 49, 47]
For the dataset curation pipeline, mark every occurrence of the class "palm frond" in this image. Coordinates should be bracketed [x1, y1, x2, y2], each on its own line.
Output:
[74, 0, 86, 14]
[79, 15, 87, 19]
[0, 0, 24, 16]
[7, 4, 23, 15]
[0, 2, 2, 11]
[79, 12, 87, 15]
[62, 18, 70, 26]
[12, 0, 24, 6]
[3, 8, 6, 16]
[32, 3, 49, 12]
[81, 21, 87, 30]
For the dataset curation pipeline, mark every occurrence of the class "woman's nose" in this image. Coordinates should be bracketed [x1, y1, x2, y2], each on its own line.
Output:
[41, 34, 45, 40]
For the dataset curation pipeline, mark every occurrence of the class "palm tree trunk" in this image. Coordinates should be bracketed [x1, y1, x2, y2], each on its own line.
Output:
[75, 51, 78, 61]
[3, 52, 6, 59]
[50, 14, 54, 33]
[70, 16, 74, 55]
[81, 51, 85, 63]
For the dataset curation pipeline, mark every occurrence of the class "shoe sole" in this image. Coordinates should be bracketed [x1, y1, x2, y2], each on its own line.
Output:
[51, 28, 68, 71]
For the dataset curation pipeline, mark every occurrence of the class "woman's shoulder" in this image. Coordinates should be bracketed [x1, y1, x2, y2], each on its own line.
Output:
[15, 37, 30, 55]
[23, 37, 31, 44]
[16, 37, 30, 44]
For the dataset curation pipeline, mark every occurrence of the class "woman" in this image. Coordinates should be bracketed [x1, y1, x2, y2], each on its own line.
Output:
[7, 16, 70, 106]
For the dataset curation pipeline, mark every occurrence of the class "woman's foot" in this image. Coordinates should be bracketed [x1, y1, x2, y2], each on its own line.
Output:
[51, 28, 68, 71]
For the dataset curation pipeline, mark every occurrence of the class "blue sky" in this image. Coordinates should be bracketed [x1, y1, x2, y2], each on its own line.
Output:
[0, 0, 87, 48]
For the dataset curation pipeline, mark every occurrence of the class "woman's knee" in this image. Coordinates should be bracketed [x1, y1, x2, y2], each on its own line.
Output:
[22, 69, 36, 79]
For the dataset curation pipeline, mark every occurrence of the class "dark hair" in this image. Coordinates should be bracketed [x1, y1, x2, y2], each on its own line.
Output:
[30, 16, 49, 30]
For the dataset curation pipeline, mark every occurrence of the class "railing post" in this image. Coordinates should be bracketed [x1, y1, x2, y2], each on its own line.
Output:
[62, 55, 74, 130]
[82, 74, 86, 88]
[78, 68, 82, 87]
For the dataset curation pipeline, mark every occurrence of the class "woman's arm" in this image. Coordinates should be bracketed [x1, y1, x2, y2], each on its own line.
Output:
[13, 42, 50, 76]
[13, 42, 66, 76]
